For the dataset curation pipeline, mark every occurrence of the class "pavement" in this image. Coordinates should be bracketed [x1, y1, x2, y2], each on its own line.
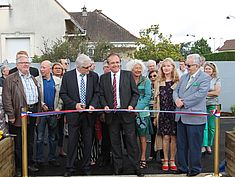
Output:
[31, 118, 234, 177]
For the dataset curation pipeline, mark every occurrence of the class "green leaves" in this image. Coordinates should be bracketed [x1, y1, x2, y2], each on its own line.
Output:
[134, 24, 182, 61]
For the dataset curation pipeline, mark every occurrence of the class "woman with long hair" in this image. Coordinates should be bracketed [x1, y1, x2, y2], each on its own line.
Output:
[154, 58, 179, 171]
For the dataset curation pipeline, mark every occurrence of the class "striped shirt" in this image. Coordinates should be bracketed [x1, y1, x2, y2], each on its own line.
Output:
[19, 72, 39, 105]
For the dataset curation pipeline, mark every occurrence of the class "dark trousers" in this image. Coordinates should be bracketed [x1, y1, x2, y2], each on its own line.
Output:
[66, 114, 94, 171]
[177, 119, 205, 173]
[101, 121, 111, 157]
[9, 117, 36, 169]
[57, 115, 64, 147]
[108, 113, 139, 171]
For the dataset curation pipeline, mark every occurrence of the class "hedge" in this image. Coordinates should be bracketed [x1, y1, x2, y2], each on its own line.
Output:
[204, 51, 235, 61]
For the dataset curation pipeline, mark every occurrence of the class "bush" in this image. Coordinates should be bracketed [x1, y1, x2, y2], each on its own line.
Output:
[230, 105, 235, 116]
[205, 51, 235, 61]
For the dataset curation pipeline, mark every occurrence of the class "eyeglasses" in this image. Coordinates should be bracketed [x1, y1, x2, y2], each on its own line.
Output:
[82, 65, 92, 69]
[150, 74, 157, 78]
[18, 62, 31, 65]
[186, 64, 197, 68]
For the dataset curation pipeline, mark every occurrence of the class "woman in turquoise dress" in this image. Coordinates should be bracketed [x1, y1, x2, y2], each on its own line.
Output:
[126, 59, 153, 169]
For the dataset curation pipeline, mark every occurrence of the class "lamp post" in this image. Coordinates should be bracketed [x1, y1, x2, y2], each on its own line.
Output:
[186, 34, 196, 47]
[209, 37, 216, 52]
[226, 15, 235, 20]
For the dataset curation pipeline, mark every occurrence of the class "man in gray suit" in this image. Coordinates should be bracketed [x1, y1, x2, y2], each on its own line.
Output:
[173, 54, 210, 176]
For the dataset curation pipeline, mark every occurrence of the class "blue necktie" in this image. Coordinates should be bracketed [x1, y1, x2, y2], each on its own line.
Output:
[80, 74, 86, 105]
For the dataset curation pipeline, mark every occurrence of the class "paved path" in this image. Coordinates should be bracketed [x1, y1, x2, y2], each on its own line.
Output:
[32, 118, 234, 176]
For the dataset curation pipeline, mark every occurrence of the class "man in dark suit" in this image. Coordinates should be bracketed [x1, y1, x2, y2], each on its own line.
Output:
[173, 54, 210, 176]
[60, 54, 99, 176]
[9, 51, 39, 77]
[99, 53, 140, 175]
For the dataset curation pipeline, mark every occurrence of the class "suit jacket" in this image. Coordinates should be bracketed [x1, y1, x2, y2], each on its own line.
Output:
[99, 70, 139, 124]
[173, 70, 210, 125]
[9, 67, 39, 77]
[2, 71, 41, 127]
[59, 69, 99, 125]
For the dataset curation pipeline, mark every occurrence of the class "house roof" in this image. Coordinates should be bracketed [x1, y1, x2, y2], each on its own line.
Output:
[217, 39, 235, 51]
[69, 8, 138, 42]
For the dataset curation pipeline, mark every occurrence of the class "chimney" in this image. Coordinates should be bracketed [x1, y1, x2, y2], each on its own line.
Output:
[81, 6, 87, 17]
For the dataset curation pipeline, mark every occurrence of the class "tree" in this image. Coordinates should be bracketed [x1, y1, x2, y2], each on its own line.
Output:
[134, 24, 182, 61]
[33, 36, 88, 63]
[191, 38, 212, 56]
[180, 42, 193, 57]
[93, 40, 114, 61]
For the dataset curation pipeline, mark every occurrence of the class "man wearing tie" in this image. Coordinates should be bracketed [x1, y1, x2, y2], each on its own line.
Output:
[60, 54, 99, 176]
[173, 54, 210, 176]
[99, 53, 141, 176]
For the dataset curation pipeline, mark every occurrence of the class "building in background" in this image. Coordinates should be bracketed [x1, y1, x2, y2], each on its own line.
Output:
[0, 0, 84, 63]
[70, 7, 138, 58]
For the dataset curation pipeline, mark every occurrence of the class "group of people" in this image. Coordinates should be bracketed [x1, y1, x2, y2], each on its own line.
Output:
[0, 51, 221, 177]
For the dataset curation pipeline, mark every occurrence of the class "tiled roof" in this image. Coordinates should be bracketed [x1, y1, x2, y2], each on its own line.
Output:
[69, 9, 138, 42]
[218, 39, 235, 51]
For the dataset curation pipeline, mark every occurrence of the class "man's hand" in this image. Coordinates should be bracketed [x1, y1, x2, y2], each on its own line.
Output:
[104, 106, 109, 110]
[42, 104, 49, 112]
[128, 106, 134, 110]
[8, 115, 16, 124]
[175, 98, 184, 108]
[76, 103, 85, 110]
[89, 105, 95, 110]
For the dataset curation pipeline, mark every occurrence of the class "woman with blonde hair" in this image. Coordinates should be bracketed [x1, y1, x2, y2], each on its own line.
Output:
[154, 58, 179, 171]
[201, 62, 221, 154]
[126, 59, 152, 169]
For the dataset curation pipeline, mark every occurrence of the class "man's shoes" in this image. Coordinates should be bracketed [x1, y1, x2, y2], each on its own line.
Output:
[174, 169, 187, 174]
[64, 171, 72, 177]
[135, 169, 144, 177]
[113, 168, 123, 175]
[28, 165, 39, 172]
[81, 169, 91, 176]
[49, 160, 60, 167]
[15, 169, 21, 177]
[187, 171, 200, 176]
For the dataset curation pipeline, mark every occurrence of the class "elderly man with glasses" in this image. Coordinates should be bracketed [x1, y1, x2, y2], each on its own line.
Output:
[60, 54, 99, 176]
[2, 51, 42, 176]
[173, 54, 210, 176]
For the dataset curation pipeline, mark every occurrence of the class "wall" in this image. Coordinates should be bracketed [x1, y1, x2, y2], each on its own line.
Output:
[4, 61, 234, 112]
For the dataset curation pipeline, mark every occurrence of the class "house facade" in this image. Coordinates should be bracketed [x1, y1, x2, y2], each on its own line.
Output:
[0, 0, 84, 63]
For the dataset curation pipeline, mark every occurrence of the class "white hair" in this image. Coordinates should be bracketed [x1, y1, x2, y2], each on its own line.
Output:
[125, 59, 146, 74]
[75, 54, 91, 68]
[147, 59, 156, 66]
[187, 54, 201, 65]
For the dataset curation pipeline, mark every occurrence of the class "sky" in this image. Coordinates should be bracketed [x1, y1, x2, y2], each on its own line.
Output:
[57, 0, 235, 51]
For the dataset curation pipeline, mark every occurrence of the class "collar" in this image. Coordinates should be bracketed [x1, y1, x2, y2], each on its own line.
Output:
[111, 70, 120, 77]
[19, 70, 31, 78]
[191, 69, 200, 78]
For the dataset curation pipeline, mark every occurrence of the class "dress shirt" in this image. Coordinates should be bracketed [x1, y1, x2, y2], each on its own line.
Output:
[111, 71, 120, 108]
[19, 71, 38, 105]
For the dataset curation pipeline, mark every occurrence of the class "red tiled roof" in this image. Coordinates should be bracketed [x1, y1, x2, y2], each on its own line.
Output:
[69, 9, 138, 42]
[218, 39, 235, 51]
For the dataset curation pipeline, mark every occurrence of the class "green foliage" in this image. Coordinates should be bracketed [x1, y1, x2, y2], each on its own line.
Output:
[180, 42, 193, 57]
[230, 105, 235, 116]
[93, 40, 114, 61]
[191, 38, 212, 56]
[204, 51, 235, 61]
[134, 24, 182, 61]
[32, 36, 88, 63]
